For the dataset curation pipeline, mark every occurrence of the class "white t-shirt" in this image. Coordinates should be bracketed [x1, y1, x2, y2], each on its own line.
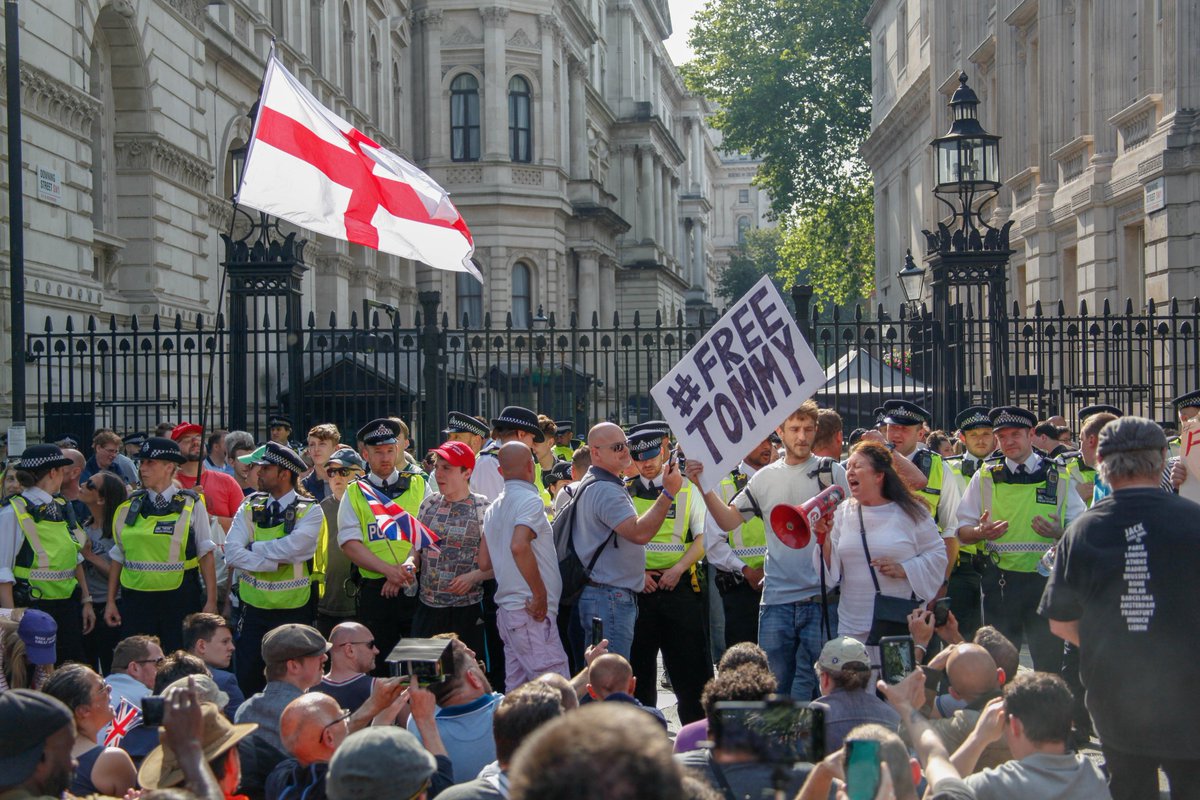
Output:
[483, 479, 562, 615]
[732, 456, 850, 605]
[820, 500, 947, 640]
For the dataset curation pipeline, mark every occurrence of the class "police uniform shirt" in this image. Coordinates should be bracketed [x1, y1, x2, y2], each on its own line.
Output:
[629, 473, 708, 554]
[336, 468, 433, 546]
[955, 451, 1087, 533]
[107, 486, 217, 565]
[468, 451, 505, 503]
[909, 444, 964, 537]
[704, 462, 759, 574]
[0, 487, 85, 584]
[224, 490, 323, 573]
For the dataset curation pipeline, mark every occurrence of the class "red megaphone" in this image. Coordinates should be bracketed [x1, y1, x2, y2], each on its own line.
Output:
[769, 486, 847, 549]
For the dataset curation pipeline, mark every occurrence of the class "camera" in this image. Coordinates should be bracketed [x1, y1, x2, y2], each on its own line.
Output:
[932, 597, 952, 627]
[711, 695, 825, 764]
[141, 696, 166, 727]
[385, 638, 456, 686]
[879, 636, 916, 685]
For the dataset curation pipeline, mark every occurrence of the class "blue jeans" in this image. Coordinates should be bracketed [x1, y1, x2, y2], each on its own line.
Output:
[574, 584, 638, 659]
[759, 600, 837, 700]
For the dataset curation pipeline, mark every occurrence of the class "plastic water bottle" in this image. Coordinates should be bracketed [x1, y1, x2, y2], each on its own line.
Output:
[1037, 546, 1056, 577]
[403, 564, 418, 597]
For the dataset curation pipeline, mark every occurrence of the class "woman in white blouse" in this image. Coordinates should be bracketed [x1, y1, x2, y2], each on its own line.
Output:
[818, 441, 947, 645]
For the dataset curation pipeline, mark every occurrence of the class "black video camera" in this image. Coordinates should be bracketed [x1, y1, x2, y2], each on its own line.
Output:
[711, 695, 825, 764]
[385, 638, 456, 687]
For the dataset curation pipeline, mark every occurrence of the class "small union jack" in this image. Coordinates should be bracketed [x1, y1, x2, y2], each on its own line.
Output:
[104, 698, 142, 747]
[358, 479, 441, 552]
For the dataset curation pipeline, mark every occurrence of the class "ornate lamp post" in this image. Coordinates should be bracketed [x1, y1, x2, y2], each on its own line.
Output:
[897, 249, 926, 316]
[921, 72, 1013, 423]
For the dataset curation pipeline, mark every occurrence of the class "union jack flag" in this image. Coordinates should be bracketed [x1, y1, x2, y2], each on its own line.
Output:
[103, 698, 142, 747]
[358, 479, 440, 551]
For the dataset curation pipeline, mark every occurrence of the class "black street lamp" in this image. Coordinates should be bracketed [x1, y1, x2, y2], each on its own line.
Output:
[920, 71, 1014, 424]
[897, 249, 925, 315]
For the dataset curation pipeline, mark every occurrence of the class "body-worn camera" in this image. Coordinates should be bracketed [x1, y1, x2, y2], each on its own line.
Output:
[711, 695, 825, 764]
[385, 638, 456, 686]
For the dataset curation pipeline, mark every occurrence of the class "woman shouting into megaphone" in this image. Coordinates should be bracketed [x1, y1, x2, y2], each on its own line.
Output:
[816, 441, 948, 649]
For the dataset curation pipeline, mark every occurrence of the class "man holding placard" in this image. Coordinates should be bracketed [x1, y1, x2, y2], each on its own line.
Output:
[688, 400, 849, 701]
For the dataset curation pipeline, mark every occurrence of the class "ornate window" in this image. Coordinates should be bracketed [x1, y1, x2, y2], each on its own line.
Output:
[457, 269, 483, 326]
[341, 2, 354, 102]
[737, 216, 751, 244]
[310, 0, 323, 71]
[450, 74, 481, 162]
[508, 76, 532, 163]
[511, 262, 532, 327]
[369, 35, 381, 122]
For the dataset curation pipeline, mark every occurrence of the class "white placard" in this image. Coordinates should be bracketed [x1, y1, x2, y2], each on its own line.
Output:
[1144, 177, 1165, 214]
[37, 166, 61, 204]
[650, 275, 825, 493]
[1180, 419, 1200, 504]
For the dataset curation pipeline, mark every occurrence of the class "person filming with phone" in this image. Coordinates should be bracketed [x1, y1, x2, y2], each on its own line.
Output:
[816, 442, 947, 656]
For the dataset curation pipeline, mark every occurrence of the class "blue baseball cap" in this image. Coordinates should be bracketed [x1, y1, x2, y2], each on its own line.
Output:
[18, 609, 57, 665]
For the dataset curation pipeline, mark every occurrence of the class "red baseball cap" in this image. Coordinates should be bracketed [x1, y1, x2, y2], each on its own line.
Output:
[432, 440, 475, 470]
[170, 422, 203, 441]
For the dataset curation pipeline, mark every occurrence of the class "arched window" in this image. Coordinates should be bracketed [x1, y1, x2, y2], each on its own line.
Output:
[450, 74, 481, 162]
[89, 28, 117, 232]
[368, 35, 381, 122]
[309, 0, 323, 71]
[511, 262, 532, 327]
[341, 2, 354, 102]
[392, 61, 402, 140]
[508, 75, 532, 163]
[736, 216, 751, 244]
[457, 269, 483, 326]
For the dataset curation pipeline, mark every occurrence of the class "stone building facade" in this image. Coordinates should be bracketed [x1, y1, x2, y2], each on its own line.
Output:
[862, 0, 1200, 316]
[0, 0, 760, 418]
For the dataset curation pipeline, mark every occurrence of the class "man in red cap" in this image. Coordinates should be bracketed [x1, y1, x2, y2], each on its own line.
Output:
[411, 441, 490, 655]
[171, 423, 246, 534]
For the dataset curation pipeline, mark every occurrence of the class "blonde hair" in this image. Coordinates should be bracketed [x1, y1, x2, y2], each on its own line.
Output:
[307, 424, 341, 444]
[1, 618, 54, 692]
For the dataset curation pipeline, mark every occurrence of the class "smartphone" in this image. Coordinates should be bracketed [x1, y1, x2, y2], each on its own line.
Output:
[845, 739, 882, 800]
[141, 696, 165, 727]
[674, 446, 686, 470]
[933, 597, 952, 627]
[879, 635, 916, 685]
[712, 697, 825, 763]
[591, 616, 604, 647]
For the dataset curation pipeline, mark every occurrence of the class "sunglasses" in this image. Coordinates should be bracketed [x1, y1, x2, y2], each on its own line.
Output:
[604, 442, 628, 453]
[322, 709, 352, 735]
[82, 479, 96, 491]
[344, 639, 376, 649]
[326, 467, 357, 477]
[135, 657, 165, 666]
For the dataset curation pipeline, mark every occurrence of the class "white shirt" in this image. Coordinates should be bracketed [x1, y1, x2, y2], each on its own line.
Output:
[107, 486, 216, 564]
[705, 462, 758, 574]
[224, 490, 324, 573]
[469, 452, 505, 502]
[819, 500, 947, 639]
[955, 451, 1087, 532]
[0, 488, 85, 584]
[484, 479, 562, 614]
[337, 469, 433, 546]
[908, 445, 964, 535]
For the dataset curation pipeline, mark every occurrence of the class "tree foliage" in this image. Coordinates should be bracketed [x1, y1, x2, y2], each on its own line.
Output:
[778, 178, 875, 309]
[684, 0, 872, 216]
[715, 227, 788, 308]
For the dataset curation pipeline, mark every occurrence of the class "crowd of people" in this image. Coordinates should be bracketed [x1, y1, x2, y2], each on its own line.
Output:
[1, 389, 1198, 800]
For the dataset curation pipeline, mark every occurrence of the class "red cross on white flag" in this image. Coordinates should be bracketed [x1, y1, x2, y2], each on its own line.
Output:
[237, 54, 480, 281]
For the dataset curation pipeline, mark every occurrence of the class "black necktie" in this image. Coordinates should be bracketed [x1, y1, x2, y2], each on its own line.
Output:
[1016, 464, 1027, 475]
[37, 503, 63, 522]
[268, 501, 282, 519]
[152, 494, 171, 513]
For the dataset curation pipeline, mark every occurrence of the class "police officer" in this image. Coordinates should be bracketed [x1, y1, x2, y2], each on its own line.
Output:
[942, 406, 994, 637]
[0, 444, 94, 664]
[470, 406, 543, 502]
[626, 428, 712, 724]
[443, 411, 490, 455]
[337, 418, 431, 670]
[224, 442, 324, 695]
[1168, 390, 1199, 458]
[704, 437, 776, 648]
[882, 399, 962, 584]
[104, 437, 218, 652]
[268, 415, 301, 449]
[552, 420, 582, 461]
[954, 406, 1086, 672]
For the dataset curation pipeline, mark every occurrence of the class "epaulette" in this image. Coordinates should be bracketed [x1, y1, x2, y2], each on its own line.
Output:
[0, 494, 13, 508]
[177, 488, 201, 501]
[128, 488, 149, 500]
[943, 454, 964, 464]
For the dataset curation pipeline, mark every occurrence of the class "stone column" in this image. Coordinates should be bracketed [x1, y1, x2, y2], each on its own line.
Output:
[639, 149, 654, 241]
[663, 170, 675, 261]
[619, 9, 635, 113]
[569, 58, 589, 179]
[598, 258, 616, 325]
[481, 6, 509, 160]
[537, 15, 560, 166]
[578, 250, 600, 324]
[652, 159, 663, 248]
[621, 147, 637, 228]
[417, 10, 444, 161]
[691, 218, 704, 288]
[691, 117, 705, 193]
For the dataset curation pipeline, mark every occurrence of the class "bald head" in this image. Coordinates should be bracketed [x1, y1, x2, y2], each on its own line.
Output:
[537, 672, 579, 710]
[280, 693, 344, 764]
[329, 621, 370, 647]
[587, 653, 634, 699]
[946, 644, 1000, 703]
[588, 422, 623, 446]
[63, 449, 85, 469]
[498, 441, 535, 481]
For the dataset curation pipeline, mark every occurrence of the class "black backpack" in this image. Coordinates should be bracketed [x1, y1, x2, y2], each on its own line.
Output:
[552, 474, 616, 606]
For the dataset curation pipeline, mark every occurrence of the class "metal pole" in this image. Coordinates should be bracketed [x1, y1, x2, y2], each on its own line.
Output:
[6, 0, 26, 454]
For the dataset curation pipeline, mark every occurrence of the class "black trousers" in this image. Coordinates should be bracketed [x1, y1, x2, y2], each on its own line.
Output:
[479, 579, 506, 693]
[412, 601, 486, 659]
[1103, 744, 1200, 800]
[120, 571, 203, 653]
[718, 577, 761, 649]
[31, 585, 86, 666]
[236, 604, 314, 696]
[358, 578, 418, 676]
[83, 613, 123, 674]
[1060, 641, 1091, 738]
[947, 557, 982, 640]
[980, 568, 1061, 673]
[630, 576, 713, 724]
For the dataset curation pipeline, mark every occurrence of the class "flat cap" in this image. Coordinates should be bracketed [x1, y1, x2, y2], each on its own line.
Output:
[262, 624, 331, 665]
[1097, 416, 1168, 457]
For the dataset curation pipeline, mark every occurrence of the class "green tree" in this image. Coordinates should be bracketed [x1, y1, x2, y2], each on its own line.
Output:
[684, 0, 873, 217]
[715, 227, 787, 307]
[778, 178, 875, 308]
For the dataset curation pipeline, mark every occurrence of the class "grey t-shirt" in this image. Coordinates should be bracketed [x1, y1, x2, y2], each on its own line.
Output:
[571, 467, 643, 591]
[964, 753, 1111, 800]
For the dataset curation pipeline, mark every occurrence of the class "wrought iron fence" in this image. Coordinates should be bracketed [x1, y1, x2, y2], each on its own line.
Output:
[26, 293, 1200, 457]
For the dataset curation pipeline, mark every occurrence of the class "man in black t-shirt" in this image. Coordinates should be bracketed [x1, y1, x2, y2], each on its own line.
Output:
[1040, 416, 1200, 800]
